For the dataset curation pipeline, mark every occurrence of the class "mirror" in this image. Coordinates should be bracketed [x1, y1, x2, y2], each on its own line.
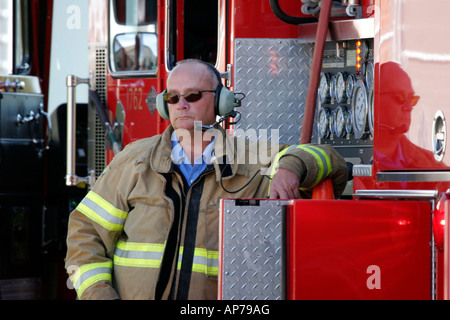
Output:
[112, 32, 157, 73]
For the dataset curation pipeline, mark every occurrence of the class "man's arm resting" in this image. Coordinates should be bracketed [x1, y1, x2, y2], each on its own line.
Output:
[270, 144, 348, 199]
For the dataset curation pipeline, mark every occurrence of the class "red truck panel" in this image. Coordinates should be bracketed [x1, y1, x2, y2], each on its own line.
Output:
[287, 199, 432, 299]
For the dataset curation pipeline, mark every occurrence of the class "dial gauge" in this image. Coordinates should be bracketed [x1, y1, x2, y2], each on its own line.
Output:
[335, 72, 347, 103]
[345, 109, 353, 135]
[351, 79, 369, 139]
[318, 107, 331, 139]
[318, 73, 331, 104]
[329, 109, 337, 135]
[346, 74, 356, 99]
[368, 88, 375, 137]
[335, 106, 348, 138]
[330, 75, 337, 100]
[359, 62, 366, 79]
[365, 61, 374, 89]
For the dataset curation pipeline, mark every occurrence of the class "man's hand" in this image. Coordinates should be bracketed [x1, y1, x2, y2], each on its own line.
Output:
[269, 168, 301, 199]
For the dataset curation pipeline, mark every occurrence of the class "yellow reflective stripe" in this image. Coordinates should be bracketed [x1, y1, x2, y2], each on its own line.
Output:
[194, 248, 219, 276]
[76, 191, 128, 231]
[72, 261, 112, 298]
[267, 145, 332, 196]
[296, 145, 332, 189]
[115, 239, 165, 252]
[113, 240, 165, 268]
[112, 241, 219, 276]
[177, 247, 219, 276]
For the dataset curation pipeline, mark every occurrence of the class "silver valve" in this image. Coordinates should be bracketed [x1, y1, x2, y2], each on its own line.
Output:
[0, 78, 26, 92]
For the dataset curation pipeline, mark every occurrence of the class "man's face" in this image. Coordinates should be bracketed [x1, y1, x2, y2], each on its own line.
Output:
[166, 63, 217, 131]
[380, 62, 417, 135]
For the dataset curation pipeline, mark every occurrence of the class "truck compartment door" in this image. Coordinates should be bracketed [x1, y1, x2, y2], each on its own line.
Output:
[219, 199, 432, 300]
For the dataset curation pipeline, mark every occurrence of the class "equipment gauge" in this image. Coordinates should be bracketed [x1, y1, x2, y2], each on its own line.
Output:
[365, 61, 374, 89]
[346, 74, 356, 99]
[330, 75, 337, 100]
[318, 73, 331, 104]
[334, 106, 348, 138]
[368, 88, 375, 137]
[351, 80, 369, 139]
[335, 72, 347, 103]
[329, 109, 337, 135]
[345, 109, 353, 135]
[318, 107, 331, 139]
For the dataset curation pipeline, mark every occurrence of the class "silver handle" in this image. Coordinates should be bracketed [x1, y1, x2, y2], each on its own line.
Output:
[65, 75, 93, 186]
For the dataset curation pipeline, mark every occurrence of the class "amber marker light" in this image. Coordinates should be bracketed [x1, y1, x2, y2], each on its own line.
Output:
[356, 40, 363, 75]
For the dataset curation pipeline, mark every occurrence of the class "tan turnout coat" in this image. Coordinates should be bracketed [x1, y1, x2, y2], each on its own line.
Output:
[65, 125, 347, 300]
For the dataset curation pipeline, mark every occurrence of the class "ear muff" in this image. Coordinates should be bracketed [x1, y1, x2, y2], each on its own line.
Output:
[156, 89, 170, 120]
[203, 63, 239, 116]
[216, 86, 239, 116]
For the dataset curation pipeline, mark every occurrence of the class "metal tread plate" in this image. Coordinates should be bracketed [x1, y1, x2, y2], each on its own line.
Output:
[220, 199, 288, 300]
[234, 39, 316, 145]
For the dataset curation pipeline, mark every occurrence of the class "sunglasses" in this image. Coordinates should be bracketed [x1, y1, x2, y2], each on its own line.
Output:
[163, 90, 216, 104]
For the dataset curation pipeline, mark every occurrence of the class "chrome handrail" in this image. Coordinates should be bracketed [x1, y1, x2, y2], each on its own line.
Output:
[65, 74, 95, 187]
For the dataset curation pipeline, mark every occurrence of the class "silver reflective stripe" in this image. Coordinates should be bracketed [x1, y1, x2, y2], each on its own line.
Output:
[80, 196, 126, 226]
[193, 254, 219, 269]
[114, 247, 164, 260]
[113, 240, 164, 268]
[72, 261, 113, 298]
[74, 266, 111, 290]
[177, 248, 219, 276]
[76, 191, 128, 231]
[177, 254, 218, 267]
[112, 240, 218, 275]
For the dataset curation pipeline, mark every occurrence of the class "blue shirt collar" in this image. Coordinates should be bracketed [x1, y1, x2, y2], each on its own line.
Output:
[170, 130, 216, 165]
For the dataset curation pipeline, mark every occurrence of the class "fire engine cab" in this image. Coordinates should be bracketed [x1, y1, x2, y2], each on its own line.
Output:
[1, 0, 449, 300]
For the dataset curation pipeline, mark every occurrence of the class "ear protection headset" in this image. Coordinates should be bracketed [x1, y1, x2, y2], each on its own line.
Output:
[156, 61, 238, 120]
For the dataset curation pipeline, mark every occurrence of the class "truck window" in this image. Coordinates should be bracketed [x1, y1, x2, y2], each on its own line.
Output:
[109, 0, 157, 75]
[166, 0, 218, 70]
[184, 0, 218, 64]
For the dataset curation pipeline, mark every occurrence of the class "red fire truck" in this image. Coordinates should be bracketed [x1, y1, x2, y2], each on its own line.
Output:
[1, 0, 449, 300]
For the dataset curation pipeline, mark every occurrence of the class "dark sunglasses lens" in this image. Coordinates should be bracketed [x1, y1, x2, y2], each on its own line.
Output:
[164, 93, 179, 104]
[184, 91, 202, 103]
[164, 91, 203, 104]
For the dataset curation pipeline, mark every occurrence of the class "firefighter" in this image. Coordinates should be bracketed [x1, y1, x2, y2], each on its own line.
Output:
[65, 59, 348, 300]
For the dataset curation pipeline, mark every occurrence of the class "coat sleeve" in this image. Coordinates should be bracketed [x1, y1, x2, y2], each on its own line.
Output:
[65, 208, 122, 300]
[65, 155, 133, 300]
[273, 143, 348, 199]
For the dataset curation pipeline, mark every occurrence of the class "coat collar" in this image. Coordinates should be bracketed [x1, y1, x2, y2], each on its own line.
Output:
[149, 125, 242, 181]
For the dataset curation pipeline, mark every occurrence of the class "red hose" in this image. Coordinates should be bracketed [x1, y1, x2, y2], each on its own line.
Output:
[301, 1, 334, 200]
[300, 0, 333, 145]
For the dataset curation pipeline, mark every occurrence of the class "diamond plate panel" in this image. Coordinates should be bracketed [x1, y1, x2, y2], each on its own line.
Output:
[234, 39, 317, 144]
[220, 199, 289, 300]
